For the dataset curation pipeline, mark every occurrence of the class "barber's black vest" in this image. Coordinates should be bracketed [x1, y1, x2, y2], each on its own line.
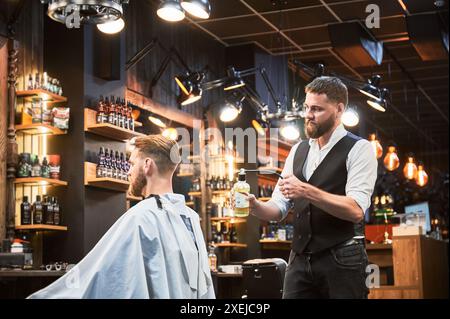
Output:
[292, 132, 364, 254]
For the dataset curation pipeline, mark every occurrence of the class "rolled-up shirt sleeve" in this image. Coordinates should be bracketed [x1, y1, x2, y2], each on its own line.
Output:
[346, 140, 378, 215]
[267, 142, 300, 221]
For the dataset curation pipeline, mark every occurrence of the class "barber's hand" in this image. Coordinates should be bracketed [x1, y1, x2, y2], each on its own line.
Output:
[233, 192, 258, 213]
[279, 175, 311, 200]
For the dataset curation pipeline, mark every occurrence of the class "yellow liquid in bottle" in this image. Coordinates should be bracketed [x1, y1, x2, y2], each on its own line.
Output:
[233, 181, 251, 217]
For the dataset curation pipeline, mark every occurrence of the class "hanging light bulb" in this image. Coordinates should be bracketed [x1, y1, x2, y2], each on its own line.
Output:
[415, 162, 429, 187]
[403, 154, 418, 180]
[383, 145, 400, 171]
[180, 0, 211, 19]
[97, 18, 125, 34]
[280, 122, 300, 141]
[162, 127, 178, 141]
[157, 0, 185, 22]
[369, 134, 383, 159]
[342, 107, 359, 127]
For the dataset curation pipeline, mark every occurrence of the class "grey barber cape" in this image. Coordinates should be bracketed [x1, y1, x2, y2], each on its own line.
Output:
[28, 193, 215, 299]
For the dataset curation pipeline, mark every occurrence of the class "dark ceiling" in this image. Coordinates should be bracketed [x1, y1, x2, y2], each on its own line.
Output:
[177, 0, 449, 166]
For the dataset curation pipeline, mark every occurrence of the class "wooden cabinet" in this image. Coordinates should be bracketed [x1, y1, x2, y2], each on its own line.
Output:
[369, 235, 448, 299]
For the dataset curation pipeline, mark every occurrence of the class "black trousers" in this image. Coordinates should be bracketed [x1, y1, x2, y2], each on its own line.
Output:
[283, 242, 369, 299]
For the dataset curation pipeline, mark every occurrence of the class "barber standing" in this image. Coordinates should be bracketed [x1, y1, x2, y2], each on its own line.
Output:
[248, 76, 378, 299]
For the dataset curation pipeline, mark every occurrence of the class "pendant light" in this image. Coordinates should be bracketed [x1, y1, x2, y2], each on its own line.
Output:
[383, 145, 400, 171]
[181, 0, 211, 19]
[415, 162, 429, 187]
[403, 154, 418, 180]
[369, 133, 383, 159]
[157, 0, 185, 22]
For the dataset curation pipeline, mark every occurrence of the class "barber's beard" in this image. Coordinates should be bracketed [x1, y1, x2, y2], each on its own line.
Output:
[130, 168, 147, 197]
[305, 114, 336, 139]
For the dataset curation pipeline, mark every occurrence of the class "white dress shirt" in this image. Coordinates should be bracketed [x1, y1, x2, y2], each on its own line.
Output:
[268, 124, 378, 221]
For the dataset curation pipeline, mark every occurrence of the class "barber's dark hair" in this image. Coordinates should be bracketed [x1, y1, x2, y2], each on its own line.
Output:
[305, 76, 348, 107]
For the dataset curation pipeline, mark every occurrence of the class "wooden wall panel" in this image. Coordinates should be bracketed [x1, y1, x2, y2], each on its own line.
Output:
[0, 37, 7, 241]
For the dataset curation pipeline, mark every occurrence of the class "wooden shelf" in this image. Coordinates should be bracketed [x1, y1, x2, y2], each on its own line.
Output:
[186, 201, 195, 206]
[14, 177, 68, 187]
[134, 120, 143, 128]
[84, 162, 130, 192]
[212, 243, 247, 248]
[258, 174, 279, 185]
[212, 190, 231, 196]
[15, 123, 66, 136]
[210, 217, 246, 224]
[16, 89, 67, 104]
[188, 191, 202, 197]
[15, 225, 68, 231]
[84, 108, 145, 142]
[259, 239, 292, 244]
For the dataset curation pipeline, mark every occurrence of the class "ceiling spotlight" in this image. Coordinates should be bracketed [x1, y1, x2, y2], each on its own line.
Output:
[181, 0, 211, 19]
[280, 121, 300, 141]
[157, 0, 185, 22]
[162, 127, 179, 141]
[43, 0, 128, 25]
[175, 74, 193, 96]
[359, 77, 381, 100]
[252, 120, 267, 137]
[224, 67, 245, 91]
[97, 18, 125, 34]
[342, 107, 360, 127]
[149, 115, 167, 128]
[220, 92, 245, 122]
[179, 86, 202, 106]
[367, 88, 389, 112]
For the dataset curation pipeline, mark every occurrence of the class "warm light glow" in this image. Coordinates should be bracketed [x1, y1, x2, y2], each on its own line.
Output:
[280, 123, 300, 141]
[403, 156, 418, 180]
[149, 116, 167, 128]
[416, 164, 429, 187]
[220, 105, 240, 122]
[252, 120, 266, 137]
[383, 146, 400, 171]
[227, 154, 235, 182]
[359, 89, 378, 101]
[369, 134, 383, 159]
[367, 99, 386, 112]
[97, 18, 125, 34]
[224, 82, 245, 91]
[181, 1, 210, 19]
[342, 108, 359, 127]
[157, 4, 185, 22]
[162, 128, 178, 141]
[175, 76, 191, 95]
[397, 0, 408, 12]
[181, 93, 202, 106]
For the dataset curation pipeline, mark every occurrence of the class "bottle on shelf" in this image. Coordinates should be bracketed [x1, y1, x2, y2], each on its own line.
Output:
[53, 197, 61, 226]
[27, 74, 34, 91]
[208, 246, 217, 272]
[34, 73, 40, 90]
[104, 148, 112, 178]
[33, 195, 43, 225]
[21, 196, 32, 225]
[31, 156, 42, 177]
[43, 196, 54, 225]
[232, 169, 250, 218]
[41, 157, 50, 178]
[96, 96, 106, 124]
[230, 225, 238, 243]
[97, 147, 106, 178]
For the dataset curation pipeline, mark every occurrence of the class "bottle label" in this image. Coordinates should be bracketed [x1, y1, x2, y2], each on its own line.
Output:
[234, 192, 249, 209]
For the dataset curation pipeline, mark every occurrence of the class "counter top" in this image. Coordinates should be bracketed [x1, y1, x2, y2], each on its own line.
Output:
[0, 269, 66, 278]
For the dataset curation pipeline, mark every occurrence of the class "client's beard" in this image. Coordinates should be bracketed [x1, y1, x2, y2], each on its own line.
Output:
[130, 168, 147, 197]
[305, 114, 336, 139]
